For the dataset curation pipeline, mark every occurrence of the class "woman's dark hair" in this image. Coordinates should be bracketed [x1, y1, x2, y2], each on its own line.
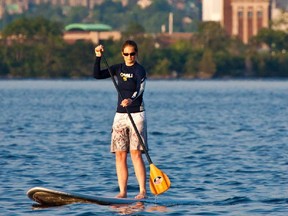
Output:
[121, 40, 138, 53]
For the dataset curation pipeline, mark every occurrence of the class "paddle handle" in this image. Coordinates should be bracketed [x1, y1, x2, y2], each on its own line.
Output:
[102, 55, 153, 165]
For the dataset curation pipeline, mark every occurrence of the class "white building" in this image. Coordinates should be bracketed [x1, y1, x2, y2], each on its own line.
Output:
[202, 0, 224, 23]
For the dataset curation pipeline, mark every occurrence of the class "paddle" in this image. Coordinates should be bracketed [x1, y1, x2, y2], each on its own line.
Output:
[102, 54, 171, 195]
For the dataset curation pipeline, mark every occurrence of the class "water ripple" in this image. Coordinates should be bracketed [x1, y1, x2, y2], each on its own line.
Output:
[1, 80, 288, 215]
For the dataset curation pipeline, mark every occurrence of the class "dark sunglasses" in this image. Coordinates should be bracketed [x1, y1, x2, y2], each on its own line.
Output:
[123, 52, 136, 56]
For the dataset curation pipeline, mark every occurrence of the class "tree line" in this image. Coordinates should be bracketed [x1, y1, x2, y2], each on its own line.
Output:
[0, 0, 200, 33]
[0, 17, 287, 79]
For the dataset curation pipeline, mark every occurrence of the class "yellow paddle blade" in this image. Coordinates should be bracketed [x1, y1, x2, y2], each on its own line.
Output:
[149, 164, 171, 195]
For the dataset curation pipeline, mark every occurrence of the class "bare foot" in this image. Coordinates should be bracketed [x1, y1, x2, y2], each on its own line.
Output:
[115, 193, 127, 198]
[135, 192, 147, 199]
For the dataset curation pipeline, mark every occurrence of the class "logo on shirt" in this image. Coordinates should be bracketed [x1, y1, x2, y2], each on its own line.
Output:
[120, 73, 133, 81]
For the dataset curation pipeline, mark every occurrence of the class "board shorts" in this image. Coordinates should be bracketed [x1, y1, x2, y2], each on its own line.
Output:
[111, 111, 148, 153]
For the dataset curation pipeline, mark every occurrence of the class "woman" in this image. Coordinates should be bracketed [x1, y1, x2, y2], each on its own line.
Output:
[93, 40, 147, 199]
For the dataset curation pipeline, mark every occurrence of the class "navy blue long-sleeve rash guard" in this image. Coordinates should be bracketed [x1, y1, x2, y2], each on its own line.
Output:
[93, 57, 146, 113]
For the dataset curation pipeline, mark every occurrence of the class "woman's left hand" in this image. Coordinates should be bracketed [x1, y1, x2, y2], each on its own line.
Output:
[95, 45, 104, 57]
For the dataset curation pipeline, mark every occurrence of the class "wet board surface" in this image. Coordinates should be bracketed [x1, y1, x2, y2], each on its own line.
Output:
[27, 187, 146, 206]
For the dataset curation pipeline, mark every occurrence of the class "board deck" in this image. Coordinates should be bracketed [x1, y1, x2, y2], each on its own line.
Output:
[27, 187, 146, 206]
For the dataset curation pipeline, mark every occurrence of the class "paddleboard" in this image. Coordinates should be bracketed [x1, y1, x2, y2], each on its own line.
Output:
[27, 187, 146, 206]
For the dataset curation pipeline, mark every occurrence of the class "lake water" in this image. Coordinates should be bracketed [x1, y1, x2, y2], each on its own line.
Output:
[0, 80, 287, 215]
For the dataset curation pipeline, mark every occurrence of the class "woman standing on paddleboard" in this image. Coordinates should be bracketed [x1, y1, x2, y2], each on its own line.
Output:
[93, 40, 148, 199]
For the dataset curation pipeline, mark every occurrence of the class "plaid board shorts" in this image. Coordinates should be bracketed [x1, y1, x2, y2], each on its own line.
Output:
[111, 112, 148, 153]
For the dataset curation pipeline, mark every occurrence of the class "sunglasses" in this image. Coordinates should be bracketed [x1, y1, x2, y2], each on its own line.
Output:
[123, 52, 136, 56]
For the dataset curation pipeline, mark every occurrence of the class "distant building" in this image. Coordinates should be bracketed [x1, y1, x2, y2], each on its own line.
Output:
[202, 0, 224, 22]
[202, 0, 271, 43]
[0, 0, 28, 16]
[271, 0, 288, 32]
[63, 23, 121, 44]
[137, 0, 152, 9]
[230, 0, 270, 43]
[26, 0, 105, 8]
[0, 0, 104, 17]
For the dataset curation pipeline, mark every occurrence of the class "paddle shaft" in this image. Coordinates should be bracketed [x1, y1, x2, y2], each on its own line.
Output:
[102, 55, 153, 165]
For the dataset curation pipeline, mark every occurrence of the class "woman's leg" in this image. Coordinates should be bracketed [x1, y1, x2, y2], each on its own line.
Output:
[115, 151, 128, 198]
[131, 150, 147, 199]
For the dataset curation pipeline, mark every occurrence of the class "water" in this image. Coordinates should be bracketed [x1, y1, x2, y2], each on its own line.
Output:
[0, 80, 287, 215]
